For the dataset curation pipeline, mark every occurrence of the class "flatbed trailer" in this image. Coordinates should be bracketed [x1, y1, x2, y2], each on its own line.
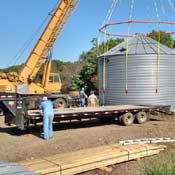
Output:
[0, 93, 172, 129]
[27, 105, 160, 128]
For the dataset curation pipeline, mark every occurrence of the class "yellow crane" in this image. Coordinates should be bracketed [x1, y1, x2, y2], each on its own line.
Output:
[0, 0, 79, 105]
[0, 0, 80, 128]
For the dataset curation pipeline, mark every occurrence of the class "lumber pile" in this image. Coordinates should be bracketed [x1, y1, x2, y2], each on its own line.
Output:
[20, 144, 166, 175]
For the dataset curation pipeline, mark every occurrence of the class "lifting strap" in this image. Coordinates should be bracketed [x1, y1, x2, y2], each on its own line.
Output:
[154, 0, 161, 94]
[125, 0, 135, 94]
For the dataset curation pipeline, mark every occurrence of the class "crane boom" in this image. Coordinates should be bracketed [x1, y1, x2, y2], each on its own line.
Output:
[19, 0, 78, 83]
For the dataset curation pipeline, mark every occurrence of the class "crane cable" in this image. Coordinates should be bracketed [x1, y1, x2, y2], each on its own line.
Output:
[97, 0, 121, 56]
[102, 0, 121, 27]
[167, 0, 175, 14]
[6, 0, 79, 68]
[6, 0, 64, 68]
[167, 0, 175, 48]
[125, 0, 135, 94]
[97, 0, 121, 96]
[146, 0, 151, 28]
[153, 0, 161, 94]
[6, 15, 50, 68]
[159, 0, 174, 48]
[104, 0, 122, 54]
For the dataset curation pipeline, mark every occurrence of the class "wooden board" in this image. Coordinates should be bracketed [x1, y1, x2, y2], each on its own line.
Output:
[20, 144, 166, 175]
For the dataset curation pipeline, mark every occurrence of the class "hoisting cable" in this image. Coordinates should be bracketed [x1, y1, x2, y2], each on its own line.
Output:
[153, 0, 161, 94]
[54, 0, 80, 40]
[159, 0, 174, 48]
[97, 0, 121, 56]
[5, 0, 63, 68]
[6, 0, 80, 68]
[167, 0, 175, 48]
[146, 0, 151, 29]
[102, 0, 121, 56]
[167, 0, 175, 14]
[102, 0, 121, 27]
[97, 0, 121, 100]
[6, 15, 50, 68]
[125, 0, 135, 94]
[7, 0, 62, 67]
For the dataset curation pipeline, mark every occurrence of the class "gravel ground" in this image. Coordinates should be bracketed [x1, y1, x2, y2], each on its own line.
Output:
[0, 115, 175, 174]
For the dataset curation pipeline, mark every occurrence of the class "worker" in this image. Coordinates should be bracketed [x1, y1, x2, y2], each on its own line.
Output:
[79, 87, 87, 107]
[39, 96, 54, 140]
[88, 91, 97, 107]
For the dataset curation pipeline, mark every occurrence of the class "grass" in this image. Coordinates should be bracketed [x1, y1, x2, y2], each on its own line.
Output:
[144, 164, 175, 175]
[143, 143, 175, 175]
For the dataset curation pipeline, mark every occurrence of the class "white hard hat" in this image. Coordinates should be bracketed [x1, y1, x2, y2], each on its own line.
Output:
[42, 96, 48, 101]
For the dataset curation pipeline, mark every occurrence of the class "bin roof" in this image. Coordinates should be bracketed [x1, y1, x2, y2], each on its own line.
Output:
[101, 34, 175, 56]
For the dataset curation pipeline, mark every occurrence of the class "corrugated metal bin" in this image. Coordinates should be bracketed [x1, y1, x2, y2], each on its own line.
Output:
[98, 34, 175, 111]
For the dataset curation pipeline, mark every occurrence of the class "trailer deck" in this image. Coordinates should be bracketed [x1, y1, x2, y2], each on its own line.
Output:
[26, 105, 171, 127]
[2, 104, 170, 129]
[28, 105, 151, 118]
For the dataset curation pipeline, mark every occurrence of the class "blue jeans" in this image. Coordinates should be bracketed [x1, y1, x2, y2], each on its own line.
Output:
[43, 113, 54, 140]
[80, 98, 85, 107]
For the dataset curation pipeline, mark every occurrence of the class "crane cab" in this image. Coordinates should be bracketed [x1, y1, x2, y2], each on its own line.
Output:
[46, 73, 62, 93]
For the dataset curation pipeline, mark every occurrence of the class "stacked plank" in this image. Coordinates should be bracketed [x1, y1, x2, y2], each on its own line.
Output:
[20, 144, 166, 175]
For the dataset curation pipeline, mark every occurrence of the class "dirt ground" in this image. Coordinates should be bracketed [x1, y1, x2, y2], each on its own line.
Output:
[0, 115, 175, 175]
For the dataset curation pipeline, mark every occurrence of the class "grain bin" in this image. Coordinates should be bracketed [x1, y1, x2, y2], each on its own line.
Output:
[98, 34, 175, 111]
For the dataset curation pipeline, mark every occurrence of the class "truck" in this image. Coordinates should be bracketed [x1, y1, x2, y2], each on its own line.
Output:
[0, 0, 172, 130]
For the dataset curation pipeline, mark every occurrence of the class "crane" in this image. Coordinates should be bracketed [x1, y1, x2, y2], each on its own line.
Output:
[0, 0, 80, 128]
[0, 0, 79, 94]
[0, 0, 79, 95]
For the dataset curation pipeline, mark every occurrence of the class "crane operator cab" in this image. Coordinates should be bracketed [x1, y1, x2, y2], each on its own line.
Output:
[49, 73, 61, 83]
[46, 72, 62, 93]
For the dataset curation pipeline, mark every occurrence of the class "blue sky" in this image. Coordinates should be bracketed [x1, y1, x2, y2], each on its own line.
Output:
[0, 0, 175, 68]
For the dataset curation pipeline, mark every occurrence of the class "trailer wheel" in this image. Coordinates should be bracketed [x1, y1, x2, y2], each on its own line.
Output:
[135, 112, 147, 124]
[118, 115, 123, 124]
[54, 98, 67, 109]
[121, 113, 134, 126]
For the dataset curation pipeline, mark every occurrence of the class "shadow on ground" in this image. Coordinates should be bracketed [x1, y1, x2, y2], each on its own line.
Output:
[0, 115, 166, 138]
[0, 118, 116, 137]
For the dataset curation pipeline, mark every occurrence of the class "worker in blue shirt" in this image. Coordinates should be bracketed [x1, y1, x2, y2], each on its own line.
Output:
[79, 87, 87, 107]
[40, 96, 54, 140]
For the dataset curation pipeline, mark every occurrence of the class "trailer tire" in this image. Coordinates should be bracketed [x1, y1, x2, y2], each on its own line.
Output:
[54, 98, 67, 109]
[121, 113, 134, 126]
[135, 112, 147, 124]
[118, 115, 123, 125]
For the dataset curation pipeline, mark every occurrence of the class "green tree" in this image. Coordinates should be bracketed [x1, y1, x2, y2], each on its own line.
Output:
[148, 30, 175, 48]
[0, 64, 22, 73]
[71, 75, 84, 91]
[71, 38, 124, 95]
